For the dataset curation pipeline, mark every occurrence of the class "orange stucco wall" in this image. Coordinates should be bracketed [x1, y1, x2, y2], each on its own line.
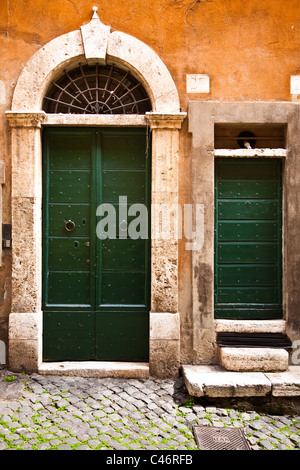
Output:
[0, 0, 299, 359]
[1, 0, 299, 106]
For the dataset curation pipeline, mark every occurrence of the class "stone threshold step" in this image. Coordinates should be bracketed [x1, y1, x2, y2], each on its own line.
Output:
[219, 347, 289, 372]
[182, 364, 300, 398]
[39, 361, 149, 379]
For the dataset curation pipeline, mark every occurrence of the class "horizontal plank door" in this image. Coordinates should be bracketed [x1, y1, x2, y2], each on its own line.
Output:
[214, 158, 282, 319]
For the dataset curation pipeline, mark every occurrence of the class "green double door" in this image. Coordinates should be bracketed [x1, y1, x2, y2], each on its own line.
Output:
[215, 158, 283, 320]
[43, 128, 150, 361]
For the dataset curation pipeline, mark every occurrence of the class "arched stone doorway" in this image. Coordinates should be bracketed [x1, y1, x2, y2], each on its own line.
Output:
[6, 8, 186, 378]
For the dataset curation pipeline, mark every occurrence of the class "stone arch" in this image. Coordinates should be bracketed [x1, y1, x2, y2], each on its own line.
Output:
[7, 8, 186, 378]
[11, 9, 180, 114]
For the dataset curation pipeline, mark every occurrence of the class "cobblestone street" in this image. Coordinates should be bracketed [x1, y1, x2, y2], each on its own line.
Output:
[0, 368, 299, 451]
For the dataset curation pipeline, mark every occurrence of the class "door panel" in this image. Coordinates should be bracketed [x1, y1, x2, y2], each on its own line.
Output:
[218, 221, 278, 241]
[43, 128, 150, 361]
[95, 311, 149, 361]
[217, 243, 278, 264]
[43, 312, 94, 361]
[100, 272, 147, 305]
[48, 133, 92, 169]
[48, 237, 91, 271]
[49, 204, 91, 237]
[102, 171, 146, 203]
[217, 265, 278, 286]
[218, 181, 278, 199]
[102, 239, 146, 270]
[214, 158, 282, 320]
[217, 200, 279, 220]
[47, 272, 91, 305]
[49, 170, 91, 203]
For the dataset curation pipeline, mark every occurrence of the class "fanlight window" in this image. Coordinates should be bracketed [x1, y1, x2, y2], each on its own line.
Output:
[43, 63, 152, 115]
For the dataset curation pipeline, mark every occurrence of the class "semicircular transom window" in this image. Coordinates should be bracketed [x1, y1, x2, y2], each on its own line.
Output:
[43, 63, 152, 115]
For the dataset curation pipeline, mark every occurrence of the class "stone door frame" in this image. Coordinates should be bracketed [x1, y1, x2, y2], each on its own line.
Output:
[188, 100, 300, 364]
[6, 10, 186, 377]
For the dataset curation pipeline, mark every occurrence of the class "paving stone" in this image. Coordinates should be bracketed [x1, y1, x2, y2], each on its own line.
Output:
[196, 418, 210, 426]
[281, 437, 295, 448]
[185, 413, 197, 423]
[206, 407, 217, 414]
[258, 440, 276, 450]
[178, 406, 193, 414]
[249, 420, 265, 431]
[247, 436, 259, 445]
[174, 434, 188, 443]
[0, 367, 300, 451]
[56, 399, 69, 408]
[277, 443, 289, 450]
[36, 442, 52, 450]
[57, 444, 72, 450]
[211, 421, 225, 428]
[49, 439, 62, 446]
[263, 422, 278, 433]
[127, 442, 142, 450]
[87, 428, 99, 438]
[1, 415, 12, 423]
[252, 431, 268, 440]
[65, 437, 80, 445]
[231, 421, 244, 428]
[87, 439, 101, 448]
[272, 431, 287, 440]
[290, 434, 300, 443]
[216, 408, 229, 417]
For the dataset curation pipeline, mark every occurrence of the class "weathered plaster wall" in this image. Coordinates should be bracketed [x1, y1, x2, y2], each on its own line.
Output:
[0, 0, 299, 364]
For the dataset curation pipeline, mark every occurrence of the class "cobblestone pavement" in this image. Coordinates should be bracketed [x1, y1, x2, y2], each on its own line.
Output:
[0, 368, 299, 451]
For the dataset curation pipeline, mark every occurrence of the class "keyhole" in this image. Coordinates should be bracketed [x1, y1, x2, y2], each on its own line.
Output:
[74, 241, 80, 248]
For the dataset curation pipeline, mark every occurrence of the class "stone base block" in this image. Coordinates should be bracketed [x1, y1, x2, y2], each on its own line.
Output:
[182, 364, 271, 397]
[149, 312, 180, 378]
[8, 312, 42, 372]
[9, 339, 40, 372]
[220, 347, 289, 372]
[149, 339, 180, 378]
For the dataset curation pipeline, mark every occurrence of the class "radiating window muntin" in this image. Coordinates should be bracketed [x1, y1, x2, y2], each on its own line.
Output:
[43, 63, 152, 115]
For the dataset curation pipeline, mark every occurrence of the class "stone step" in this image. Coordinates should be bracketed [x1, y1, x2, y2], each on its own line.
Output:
[39, 361, 150, 379]
[181, 364, 300, 398]
[219, 347, 289, 372]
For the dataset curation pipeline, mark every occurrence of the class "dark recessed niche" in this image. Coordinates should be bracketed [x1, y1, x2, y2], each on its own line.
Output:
[214, 124, 287, 149]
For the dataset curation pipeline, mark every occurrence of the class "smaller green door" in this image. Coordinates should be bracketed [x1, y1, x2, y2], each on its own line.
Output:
[214, 158, 282, 320]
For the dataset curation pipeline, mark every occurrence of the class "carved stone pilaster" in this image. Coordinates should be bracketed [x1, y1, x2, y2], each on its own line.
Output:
[6, 111, 44, 371]
[146, 112, 187, 130]
[6, 111, 46, 128]
[146, 112, 186, 378]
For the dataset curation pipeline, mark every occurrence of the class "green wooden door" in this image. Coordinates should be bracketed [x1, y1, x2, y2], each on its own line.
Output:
[43, 128, 150, 361]
[214, 158, 282, 319]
